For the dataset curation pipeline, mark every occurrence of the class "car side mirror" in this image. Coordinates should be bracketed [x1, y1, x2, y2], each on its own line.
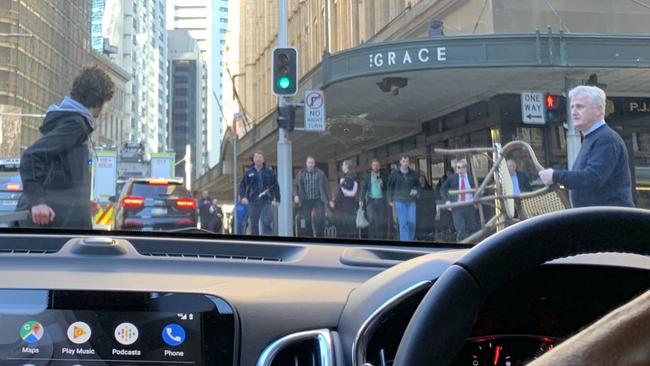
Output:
[108, 196, 117, 203]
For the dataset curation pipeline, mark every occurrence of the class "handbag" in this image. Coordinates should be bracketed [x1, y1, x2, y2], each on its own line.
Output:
[356, 207, 369, 229]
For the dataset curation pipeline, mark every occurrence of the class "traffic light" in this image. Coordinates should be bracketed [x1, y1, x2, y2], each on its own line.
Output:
[272, 47, 298, 96]
[544, 93, 566, 123]
[277, 105, 296, 131]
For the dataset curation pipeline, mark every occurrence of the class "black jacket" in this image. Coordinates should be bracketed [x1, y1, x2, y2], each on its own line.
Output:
[198, 197, 213, 222]
[513, 171, 532, 193]
[209, 205, 223, 233]
[16, 111, 94, 229]
[387, 168, 419, 202]
[440, 173, 476, 203]
[239, 164, 281, 203]
[293, 167, 331, 204]
[359, 170, 388, 203]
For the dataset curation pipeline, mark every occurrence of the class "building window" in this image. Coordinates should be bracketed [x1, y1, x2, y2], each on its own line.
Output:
[220, 7, 228, 12]
[220, 29, 227, 34]
[220, 18, 228, 23]
[635, 132, 650, 153]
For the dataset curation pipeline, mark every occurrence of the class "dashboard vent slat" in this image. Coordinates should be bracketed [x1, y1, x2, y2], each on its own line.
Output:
[0, 249, 58, 255]
[139, 251, 282, 262]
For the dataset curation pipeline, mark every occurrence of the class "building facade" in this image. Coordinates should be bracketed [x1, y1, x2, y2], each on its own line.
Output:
[91, 52, 131, 148]
[173, 0, 230, 167]
[222, 0, 244, 138]
[238, 0, 650, 122]
[91, 0, 106, 53]
[96, 0, 169, 156]
[0, 0, 132, 157]
[168, 29, 206, 180]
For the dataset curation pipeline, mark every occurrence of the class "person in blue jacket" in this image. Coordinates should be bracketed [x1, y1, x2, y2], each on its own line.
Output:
[238, 150, 280, 235]
[539, 85, 634, 208]
[234, 200, 249, 234]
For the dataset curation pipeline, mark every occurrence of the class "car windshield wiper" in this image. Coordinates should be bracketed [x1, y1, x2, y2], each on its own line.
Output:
[165, 227, 217, 234]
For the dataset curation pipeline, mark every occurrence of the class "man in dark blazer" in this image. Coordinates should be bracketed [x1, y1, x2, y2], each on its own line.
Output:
[441, 159, 479, 242]
[507, 159, 532, 194]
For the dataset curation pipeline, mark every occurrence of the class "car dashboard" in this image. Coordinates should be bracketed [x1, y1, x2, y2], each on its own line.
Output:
[0, 231, 647, 366]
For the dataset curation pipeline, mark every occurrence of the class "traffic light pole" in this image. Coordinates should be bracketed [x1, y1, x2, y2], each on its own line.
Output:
[277, 0, 293, 236]
[565, 77, 581, 169]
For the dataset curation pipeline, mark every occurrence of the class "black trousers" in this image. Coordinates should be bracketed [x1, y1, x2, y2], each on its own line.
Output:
[249, 200, 273, 235]
[366, 198, 387, 240]
[452, 205, 478, 242]
[301, 199, 325, 237]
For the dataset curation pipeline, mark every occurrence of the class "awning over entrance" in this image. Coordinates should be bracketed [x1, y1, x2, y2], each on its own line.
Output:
[196, 33, 650, 201]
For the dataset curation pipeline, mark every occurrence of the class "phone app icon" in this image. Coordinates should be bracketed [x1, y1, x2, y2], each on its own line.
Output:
[20, 321, 44, 344]
[67, 321, 92, 344]
[114, 323, 139, 345]
[162, 323, 186, 346]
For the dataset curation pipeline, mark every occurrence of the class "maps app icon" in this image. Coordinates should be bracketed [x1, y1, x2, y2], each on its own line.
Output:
[20, 321, 44, 343]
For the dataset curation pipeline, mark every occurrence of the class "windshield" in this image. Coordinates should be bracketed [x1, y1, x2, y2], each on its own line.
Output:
[130, 182, 190, 199]
[1, 0, 648, 245]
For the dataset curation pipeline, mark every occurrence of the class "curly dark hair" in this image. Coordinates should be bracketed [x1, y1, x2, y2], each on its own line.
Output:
[70, 65, 115, 108]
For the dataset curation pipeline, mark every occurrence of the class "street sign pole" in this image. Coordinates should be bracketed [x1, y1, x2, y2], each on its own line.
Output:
[232, 124, 237, 233]
[565, 77, 581, 169]
[277, 0, 293, 236]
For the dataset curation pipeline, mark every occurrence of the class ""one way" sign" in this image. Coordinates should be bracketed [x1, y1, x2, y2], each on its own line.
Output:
[521, 92, 546, 124]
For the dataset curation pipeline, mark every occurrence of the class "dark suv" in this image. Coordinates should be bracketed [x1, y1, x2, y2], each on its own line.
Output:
[113, 178, 197, 231]
[0, 160, 22, 227]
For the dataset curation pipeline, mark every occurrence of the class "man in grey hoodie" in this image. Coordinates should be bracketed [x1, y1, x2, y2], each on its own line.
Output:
[16, 66, 115, 229]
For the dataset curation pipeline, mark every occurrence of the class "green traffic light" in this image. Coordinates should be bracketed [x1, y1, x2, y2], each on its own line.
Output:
[278, 76, 291, 89]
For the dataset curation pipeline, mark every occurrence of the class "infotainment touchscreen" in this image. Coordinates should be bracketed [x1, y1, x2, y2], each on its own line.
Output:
[0, 290, 236, 366]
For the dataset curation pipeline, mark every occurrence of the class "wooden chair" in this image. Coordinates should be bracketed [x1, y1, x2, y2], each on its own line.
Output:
[435, 140, 570, 243]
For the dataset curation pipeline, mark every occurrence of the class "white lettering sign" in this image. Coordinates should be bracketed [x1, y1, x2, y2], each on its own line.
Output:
[402, 50, 412, 64]
[165, 349, 185, 357]
[304, 90, 326, 132]
[112, 348, 142, 356]
[521, 92, 546, 124]
[22, 347, 39, 354]
[373, 53, 383, 67]
[437, 47, 447, 61]
[388, 51, 396, 65]
[368, 47, 447, 68]
[418, 48, 429, 62]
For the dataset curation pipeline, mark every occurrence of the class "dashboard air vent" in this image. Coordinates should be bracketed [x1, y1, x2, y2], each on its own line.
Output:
[257, 329, 334, 366]
[139, 251, 282, 262]
[129, 240, 308, 263]
[0, 248, 59, 254]
[0, 236, 66, 255]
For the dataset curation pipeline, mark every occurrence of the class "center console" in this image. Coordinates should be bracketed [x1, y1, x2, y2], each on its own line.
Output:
[0, 290, 237, 365]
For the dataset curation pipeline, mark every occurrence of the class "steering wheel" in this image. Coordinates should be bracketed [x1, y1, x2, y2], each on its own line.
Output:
[393, 207, 650, 366]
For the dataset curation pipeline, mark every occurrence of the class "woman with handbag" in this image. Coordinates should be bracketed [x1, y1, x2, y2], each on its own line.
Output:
[336, 160, 359, 238]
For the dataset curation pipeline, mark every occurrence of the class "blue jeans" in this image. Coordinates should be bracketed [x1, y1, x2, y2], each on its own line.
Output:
[394, 201, 416, 241]
[236, 218, 248, 235]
